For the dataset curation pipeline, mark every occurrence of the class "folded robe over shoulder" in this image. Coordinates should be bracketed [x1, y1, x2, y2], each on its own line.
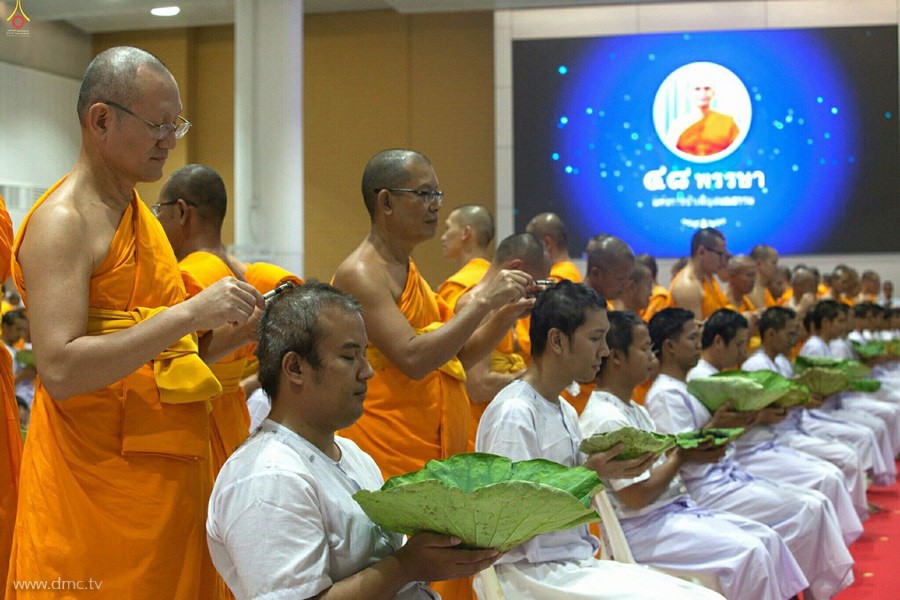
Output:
[179, 251, 255, 476]
[669, 270, 734, 319]
[7, 179, 219, 600]
[340, 260, 469, 480]
[437, 258, 490, 309]
[0, 194, 22, 592]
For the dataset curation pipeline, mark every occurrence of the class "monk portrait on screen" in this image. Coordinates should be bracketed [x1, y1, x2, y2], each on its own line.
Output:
[674, 82, 739, 157]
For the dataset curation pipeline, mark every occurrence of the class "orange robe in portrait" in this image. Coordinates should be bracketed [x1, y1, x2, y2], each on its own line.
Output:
[437, 258, 490, 309]
[550, 260, 583, 283]
[178, 252, 253, 476]
[0, 195, 23, 592]
[7, 180, 219, 599]
[640, 284, 672, 322]
[340, 260, 469, 480]
[676, 111, 739, 156]
[780, 288, 793, 305]
[669, 270, 733, 319]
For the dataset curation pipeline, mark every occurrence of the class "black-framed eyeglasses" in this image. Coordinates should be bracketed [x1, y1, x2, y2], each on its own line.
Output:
[150, 200, 178, 217]
[703, 246, 728, 260]
[104, 100, 191, 140]
[374, 188, 444, 205]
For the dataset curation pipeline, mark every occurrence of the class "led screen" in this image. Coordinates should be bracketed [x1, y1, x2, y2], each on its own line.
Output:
[513, 26, 899, 257]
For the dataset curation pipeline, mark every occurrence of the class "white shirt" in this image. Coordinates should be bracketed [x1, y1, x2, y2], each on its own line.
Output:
[799, 335, 830, 358]
[686, 358, 718, 381]
[828, 338, 855, 360]
[207, 420, 435, 600]
[580, 390, 688, 518]
[475, 380, 600, 565]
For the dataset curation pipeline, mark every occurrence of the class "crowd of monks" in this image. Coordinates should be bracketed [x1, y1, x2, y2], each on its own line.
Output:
[0, 44, 899, 599]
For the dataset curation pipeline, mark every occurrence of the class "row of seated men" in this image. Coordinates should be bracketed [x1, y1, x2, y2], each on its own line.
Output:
[1, 45, 898, 600]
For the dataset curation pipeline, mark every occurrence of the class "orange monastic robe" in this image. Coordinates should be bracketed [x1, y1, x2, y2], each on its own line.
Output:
[640, 284, 672, 322]
[550, 260, 583, 283]
[179, 252, 253, 475]
[243, 262, 303, 294]
[7, 181, 217, 599]
[437, 258, 490, 309]
[669, 270, 733, 319]
[0, 195, 22, 592]
[340, 260, 468, 480]
[676, 111, 739, 156]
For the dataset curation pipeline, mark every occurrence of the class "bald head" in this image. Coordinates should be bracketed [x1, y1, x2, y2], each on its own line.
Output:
[494, 233, 549, 279]
[585, 235, 636, 300]
[451, 205, 495, 248]
[160, 164, 228, 229]
[621, 263, 654, 313]
[791, 267, 817, 298]
[526, 213, 567, 250]
[635, 253, 659, 281]
[77, 46, 171, 126]
[749, 244, 777, 261]
[360, 149, 432, 217]
[690, 228, 725, 257]
[726, 255, 756, 296]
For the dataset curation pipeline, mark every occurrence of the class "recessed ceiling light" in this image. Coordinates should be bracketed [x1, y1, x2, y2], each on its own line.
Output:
[151, 6, 181, 17]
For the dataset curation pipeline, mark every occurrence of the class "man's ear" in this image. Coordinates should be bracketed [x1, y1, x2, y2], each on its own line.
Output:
[548, 327, 565, 354]
[282, 352, 304, 384]
[608, 347, 624, 367]
[378, 189, 393, 215]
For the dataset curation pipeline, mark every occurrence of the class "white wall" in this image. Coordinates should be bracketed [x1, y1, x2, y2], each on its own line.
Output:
[494, 0, 900, 288]
[0, 62, 82, 229]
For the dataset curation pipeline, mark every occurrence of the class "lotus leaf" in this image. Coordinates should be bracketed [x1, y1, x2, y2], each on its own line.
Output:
[687, 374, 783, 412]
[674, 428, 745, 449]
[851, 340, 886, 359]
[794, 356, 871, 379]
[792, 367, 850, 397]
[712, 370, 811, 408]
[353, 453, 604, 552]
[849, 378, 881, 393]
[579, 426, 676, 460]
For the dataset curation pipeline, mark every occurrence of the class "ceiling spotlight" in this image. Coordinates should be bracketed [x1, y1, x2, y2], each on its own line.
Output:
[151, 6, 181, 17]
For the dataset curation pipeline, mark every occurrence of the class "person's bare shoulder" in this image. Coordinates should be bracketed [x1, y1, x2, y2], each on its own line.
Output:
[332, 241, 398, 306]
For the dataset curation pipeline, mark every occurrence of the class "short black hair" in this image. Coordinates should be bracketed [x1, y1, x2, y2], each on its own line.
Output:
[701, 309, 748, 349]
[648, 307, 694, 357]
[759, 306, 797, 339]
[810, 300, 842, 330]
[256, 282, 363, 401]
[597, 310, 645, 377]
[529, 281, 606, 358]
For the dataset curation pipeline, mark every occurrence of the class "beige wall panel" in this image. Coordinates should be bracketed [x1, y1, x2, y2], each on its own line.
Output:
[408, 12, 495, 287]
[304, 11, 412, 281]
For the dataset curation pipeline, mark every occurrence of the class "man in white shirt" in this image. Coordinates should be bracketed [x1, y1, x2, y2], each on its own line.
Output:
[744, 306, 867, 520]
[688, 309, 862, 545]
[800, 300, 897, 485]
[646, 307, 854, 600]
[207, 283, 501, 600]
[581, 310, 806, 599]
[476, 281, 724, 599]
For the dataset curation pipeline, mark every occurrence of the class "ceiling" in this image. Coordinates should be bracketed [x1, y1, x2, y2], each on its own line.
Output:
[22, 0, 692, 34]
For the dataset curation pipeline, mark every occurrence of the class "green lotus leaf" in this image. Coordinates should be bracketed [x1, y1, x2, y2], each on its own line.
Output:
[579, 426, 675, 460]
[674, 428, 744, 449]
[792, 367, 851, 397]
[354, 453, 604, 552]
[687, 372, 784, 412]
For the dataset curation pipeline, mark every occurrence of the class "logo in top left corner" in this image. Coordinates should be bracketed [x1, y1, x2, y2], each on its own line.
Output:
[5, 0, 30, 36]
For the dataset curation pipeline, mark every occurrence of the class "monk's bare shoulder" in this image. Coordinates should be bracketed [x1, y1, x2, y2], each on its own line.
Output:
[21, 184, 92, 266]
[333, 242, 398, 306]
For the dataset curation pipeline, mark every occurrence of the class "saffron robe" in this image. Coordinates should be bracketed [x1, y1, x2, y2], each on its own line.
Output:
[550, 260, 583, 283]
[178, 252, 253, 475]
[339, 260, 469, 480]
[639, 284, 671, 322]
[669, 270, 733, 319]
[436, 258, 490, 309]
[676, 111, 739, 156]
[7, 180, 218, 599]
[0, 195, 22, 592]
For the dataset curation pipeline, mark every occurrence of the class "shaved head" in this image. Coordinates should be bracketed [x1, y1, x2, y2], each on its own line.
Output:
[451, 205, 495, 248]
[635, 253, 659, 281]
[585, 234, 636, 300]
[526, 212, 567, 248]
[161, 164, 228, 228]
[494, 233, 549, 279]
[791, 267, 817, 298]
[77, 46, 171, 125]
[690, 227, 725, 257]
[361, 149, 432, 217]
[750, 244, 777, 261]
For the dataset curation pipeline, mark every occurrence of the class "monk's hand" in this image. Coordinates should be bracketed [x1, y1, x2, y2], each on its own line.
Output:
[187, 277, 265, 330]
[706, 401, 756, 429]
[583, 443, 655, 479]
[678, 441, 728, 465]
[480, 269, 533, 309]
[394, 533, 502, 583]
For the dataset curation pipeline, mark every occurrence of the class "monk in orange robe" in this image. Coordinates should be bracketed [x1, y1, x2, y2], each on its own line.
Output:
[674, 83, 739, 156]
[669, 228, 735, 319]
[438, 257, 490, 309]
[6, 48, 262, 599]
[0, 194, 22, 592]
[438, 204, 494, 308]
[333, 149, 534, 480]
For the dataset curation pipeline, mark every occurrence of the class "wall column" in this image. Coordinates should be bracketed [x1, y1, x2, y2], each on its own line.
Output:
[234, 0, 304, 275]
